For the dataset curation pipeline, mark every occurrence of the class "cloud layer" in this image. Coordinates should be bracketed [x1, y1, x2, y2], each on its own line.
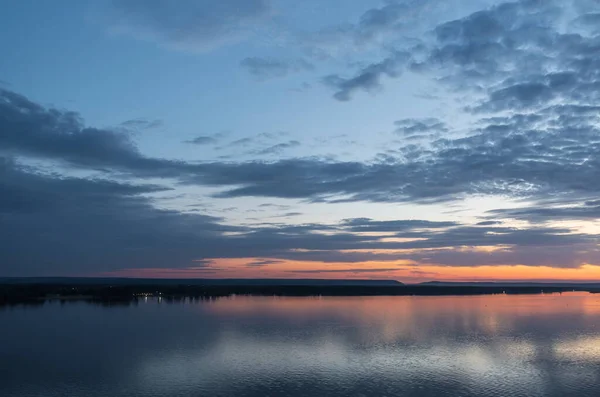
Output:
[2, 0, 600, 277]
[110, 0, 272, 51]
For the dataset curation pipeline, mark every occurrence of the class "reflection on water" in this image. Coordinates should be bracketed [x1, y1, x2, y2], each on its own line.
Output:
[2, 293, 600, 396]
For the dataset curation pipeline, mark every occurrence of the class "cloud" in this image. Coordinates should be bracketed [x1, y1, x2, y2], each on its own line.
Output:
[282, 212, 302, 217]
[268, 211, 303, 219]
[394, 118, 449, 140]
[0, 157, 229, 275]
[195, 108, 599, 203]
[259, 222, 600, 268]
[245, 259, 285, 267]
[109, 0, 273, 51]
[240, 57, 314, 81]
[323, 51, 410, 101]
[2, 153, 599, 274]
[356, 2, 408, 40]
[226, 137, 254, 148]
[321, 0, 600, 107]
[489, 201, 600, 222]
[191, 38, 600, 204]
[254, 140, 300, 155]
[302, 0, 500, 59]
[258, 203, 291, 210]
[214, 132, 295, 156]
[570, 12, 600, 35]
[120, 118, 163, 130]
[402, 245, 599, 268]
[0, 157, 168, 214]
[285, 268, 406, 274]
[421, 0, 600, 114]
[184, 135, 218, 145]
[340, 218, 458, 232]
[0, 88, 186, 176]
[6, 1, 600, 276]
[476, 220, 502, 226]
[4, 87, 600, 208]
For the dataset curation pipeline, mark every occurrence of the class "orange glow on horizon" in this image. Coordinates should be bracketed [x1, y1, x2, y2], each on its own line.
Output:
[100, 258, 600, 283]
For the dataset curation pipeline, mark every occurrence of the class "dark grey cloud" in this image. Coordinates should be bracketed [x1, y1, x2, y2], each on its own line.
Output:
[184, 135, 218, 145]
[258, 203, 291, 210]
[2, 153, 598, 274]
[316, 1, 528, 101]
[0, 157, 169, 214]
[244, 221, 595, 256]
[356, 2, 407, 40]
[303, 0, 494, 58]
[3, 15, 600, 211]
[476, 220, 502, 226]
[254, 140, 300, 155]
[325, 0, 600, 109]
[195, 7, 600, 202]
[473, 73, 581, 113]
[286, 268, 406, 274]
[571, 12, 600, 35]
[272, 222, 589, 264]
[394, 118, 447, 134]
[193, 104, 600, 202]
[282, 212, 302, 217]
[489, 201, 600, 222]
[299, 3, 408, 59]
[404, 244, 600, 268]
[0, 88, 190, 177]
[323, 51, 410, 101]
[214, 132, 295, 156]
[394, 118, 448, 140]
[269, 212, 303, 219]
[256, 223, 600, 268]
[240, 57, 314, 81]
[4, 87, 600, 208]
[421, 0, 600, 115]
[341, 218, 458, 232]
[120, 118, 163, 130]
[419, 1, 559, 85]
[226, 137, 254, 148]
[397, 225, 591, 250]
[245, 259, 285, 267]
[218, 132, 287, 149]
[0, 157, 229, 275]
[110, 0, 272, 51]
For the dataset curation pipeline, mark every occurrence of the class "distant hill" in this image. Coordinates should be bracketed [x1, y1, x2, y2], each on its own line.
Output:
[0, 277, 403, 287]
[420, 281, 600, 288]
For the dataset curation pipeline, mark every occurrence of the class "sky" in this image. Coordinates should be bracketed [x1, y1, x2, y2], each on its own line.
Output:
[2, 0, 600, 282]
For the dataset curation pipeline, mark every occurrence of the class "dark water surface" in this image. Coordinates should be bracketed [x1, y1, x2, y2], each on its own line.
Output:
[3, 293, 600, 396]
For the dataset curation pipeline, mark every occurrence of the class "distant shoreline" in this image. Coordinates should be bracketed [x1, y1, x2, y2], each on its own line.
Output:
[2, 281, 600, 306]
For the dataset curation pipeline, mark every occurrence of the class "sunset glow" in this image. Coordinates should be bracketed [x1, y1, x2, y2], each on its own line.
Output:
[103, 261, 600, 283]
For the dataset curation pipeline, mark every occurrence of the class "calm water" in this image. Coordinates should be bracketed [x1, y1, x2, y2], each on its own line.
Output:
[3, 293, 600, 397]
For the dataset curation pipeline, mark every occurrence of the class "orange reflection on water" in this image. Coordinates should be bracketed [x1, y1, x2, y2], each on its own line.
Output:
[203, 292, 600, 343]
[133, 292, 600, 395]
